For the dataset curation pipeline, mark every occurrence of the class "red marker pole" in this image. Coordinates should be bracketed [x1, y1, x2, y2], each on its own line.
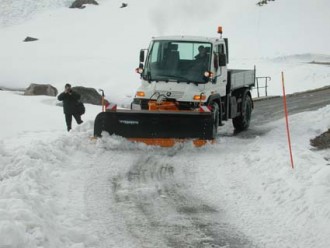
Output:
[281, 72, 294, 169]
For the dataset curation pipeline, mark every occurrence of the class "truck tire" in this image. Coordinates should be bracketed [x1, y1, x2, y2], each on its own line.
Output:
[210, 102, 220, 137]
[232, 93, 252, 131]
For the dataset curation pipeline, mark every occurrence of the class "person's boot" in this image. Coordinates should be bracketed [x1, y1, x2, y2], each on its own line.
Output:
[75, 114, 83, 125]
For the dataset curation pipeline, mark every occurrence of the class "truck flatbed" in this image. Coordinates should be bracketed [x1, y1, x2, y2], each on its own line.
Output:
[228, 69, 255, 91]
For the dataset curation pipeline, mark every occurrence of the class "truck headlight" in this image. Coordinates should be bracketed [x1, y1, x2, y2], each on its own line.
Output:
[193, 94, 206, 101]
[136, 91, 145, 97]
[204, 71, 214, 78]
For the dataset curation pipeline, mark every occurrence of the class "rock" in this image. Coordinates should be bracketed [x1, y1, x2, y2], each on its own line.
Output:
[24, 84, 58, 96]
[72, 86, 102, 105]
[23, 36, 38, 42]
[70, 0, 99, 9]
[310, 129, 330, 150]
[120, 3, 128, 8]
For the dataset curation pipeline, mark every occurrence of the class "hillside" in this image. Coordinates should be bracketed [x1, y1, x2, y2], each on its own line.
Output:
[0, 0, 329, 102]
[0, 2, 330, 247]
[0, 0, 71, 26]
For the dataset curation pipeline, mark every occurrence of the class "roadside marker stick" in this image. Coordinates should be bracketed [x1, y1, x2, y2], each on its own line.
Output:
[281, 72, 294, 169]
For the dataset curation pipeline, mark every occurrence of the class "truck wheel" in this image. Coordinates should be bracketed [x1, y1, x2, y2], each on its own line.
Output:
[210, 102, 220, 137]
[232, 93, 252, 131]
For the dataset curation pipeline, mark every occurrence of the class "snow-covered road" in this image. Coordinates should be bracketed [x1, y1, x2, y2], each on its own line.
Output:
[85, 145, 254, 247]
[1, 90, 330, 248]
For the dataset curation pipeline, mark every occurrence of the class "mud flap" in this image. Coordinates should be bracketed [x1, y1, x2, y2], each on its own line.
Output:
[94, 110, 215, 140]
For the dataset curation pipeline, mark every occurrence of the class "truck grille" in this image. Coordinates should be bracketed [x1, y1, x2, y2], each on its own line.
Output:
[155, 91, 184, 99]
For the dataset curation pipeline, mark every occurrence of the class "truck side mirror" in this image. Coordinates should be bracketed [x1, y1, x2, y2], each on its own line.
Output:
[213, 54, 219, 70]
[219, 53, 227, 67]
[139, 50, 145, 63]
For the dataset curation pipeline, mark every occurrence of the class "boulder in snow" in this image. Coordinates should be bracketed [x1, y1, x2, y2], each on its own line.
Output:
[23, 36, 38, 42]
[71, 86, 102, 105]
[70, 0, 99, 9]
[24, 84, 58, 97]
[311, 129, 330, 150]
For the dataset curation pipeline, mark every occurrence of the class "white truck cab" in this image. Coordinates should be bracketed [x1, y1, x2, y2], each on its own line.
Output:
[133, 35, 229, 109]
[132, 29, 255, 131]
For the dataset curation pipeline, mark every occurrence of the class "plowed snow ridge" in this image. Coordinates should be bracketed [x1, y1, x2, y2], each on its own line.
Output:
[0, 91, 329, 247]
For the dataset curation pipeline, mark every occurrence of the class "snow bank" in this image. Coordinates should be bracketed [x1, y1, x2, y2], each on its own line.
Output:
[0, 91, 101, 247]
[0, 122, 99, 247]
[0, 90, 329, 247]
[182, 106, 330, 247]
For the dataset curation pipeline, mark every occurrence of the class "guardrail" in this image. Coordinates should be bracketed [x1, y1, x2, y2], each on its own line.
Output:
[255, 76, 271, 98]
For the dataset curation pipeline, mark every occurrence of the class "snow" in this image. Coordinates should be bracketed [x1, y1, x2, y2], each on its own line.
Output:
[0, 91, 100, 139]
[0, 0, 330, 247]
[243, 55, 330, 98]
[0, 0, 72, 27]
[0, 0, 330, 101]
[192, 109, 330, 247]
[0, 89, 330, 247]
[0, 90, 100, 247]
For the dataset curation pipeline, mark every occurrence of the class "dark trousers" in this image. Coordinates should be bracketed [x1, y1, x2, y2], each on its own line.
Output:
[65, 113, 83, 131]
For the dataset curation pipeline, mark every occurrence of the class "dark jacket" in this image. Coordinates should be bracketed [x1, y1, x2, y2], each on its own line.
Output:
[57, 91, 81, 114]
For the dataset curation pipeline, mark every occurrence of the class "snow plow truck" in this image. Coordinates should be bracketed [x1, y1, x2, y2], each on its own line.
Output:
[94, 27, 255, 147]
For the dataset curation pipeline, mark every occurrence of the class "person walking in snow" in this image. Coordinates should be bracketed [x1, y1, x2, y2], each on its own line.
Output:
[57, 84, 83, 131]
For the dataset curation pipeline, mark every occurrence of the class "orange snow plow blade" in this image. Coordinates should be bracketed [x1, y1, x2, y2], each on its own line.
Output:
[127, 138, 214, 147]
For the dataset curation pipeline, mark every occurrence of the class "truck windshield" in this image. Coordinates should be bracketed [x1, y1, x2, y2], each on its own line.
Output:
[143, 40, 212, 83]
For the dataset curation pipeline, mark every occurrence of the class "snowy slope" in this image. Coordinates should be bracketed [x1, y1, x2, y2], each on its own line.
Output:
[0, 90, 330, 247]
[0, 0, 72, 27]
[1, 1, 330, 247]
[0, 0, 329, 101]
[243, 55, 330, 97]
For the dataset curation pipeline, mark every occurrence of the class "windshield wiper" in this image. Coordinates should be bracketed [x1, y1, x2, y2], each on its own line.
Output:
[142, 72, 156, 83]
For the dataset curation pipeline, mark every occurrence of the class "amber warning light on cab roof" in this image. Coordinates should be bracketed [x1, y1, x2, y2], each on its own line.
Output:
[217, 26, 223, 38]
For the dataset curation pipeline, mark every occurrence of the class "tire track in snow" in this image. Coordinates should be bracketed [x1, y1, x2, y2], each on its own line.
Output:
[103, 152, 255, 248]
[85, 152, 142, 248]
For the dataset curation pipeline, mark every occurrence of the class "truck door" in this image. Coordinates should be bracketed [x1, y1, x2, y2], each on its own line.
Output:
[213, 43, 227, 96]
